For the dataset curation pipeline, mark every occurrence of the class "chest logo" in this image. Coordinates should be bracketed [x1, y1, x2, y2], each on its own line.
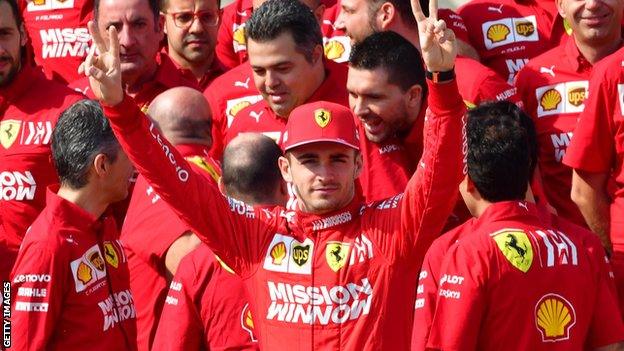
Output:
[487, 24, 510, 43]
[324, 39, 346, 61]
[292, 244, 310, 266]
[567, 87, 586, 107]
[270, 242, 287, 265]
[535, 294, 576, 342]
[325, 242, 350, 272]
[492, 229, 533, 273]
[515, 21, 535, 37]
[264, 234, 314, 275]
[104, 242, 119, 269]
[76, 262, 93, 284]
[0, 120, 21, 149]
[89, 251, 106, 272]
[540, 89, 562, 112]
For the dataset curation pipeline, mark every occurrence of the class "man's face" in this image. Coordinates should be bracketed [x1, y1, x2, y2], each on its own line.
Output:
[97, 0, 163, 84]
[248, 32, 323, 118]
[347, 66, 415, 143]
[280, 142, 362, 214]
[164, 0, 219, 67]
[558, 0, 623, 44]
[0, 1, 26, 87]
[336, 0, 377, 44]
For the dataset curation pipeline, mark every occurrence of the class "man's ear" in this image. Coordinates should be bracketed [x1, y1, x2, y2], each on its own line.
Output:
[405, 84, 423, 110]
[354, 151, 363, 179]
[311, 44, 324, 65]
[378, 2, 395, 30]
[19, 22, 28, 47]
[555, 0, 565, 18]
[278, 155, 293, 183]
[92, 153, 110, 180]
[161, 12, 168, 35]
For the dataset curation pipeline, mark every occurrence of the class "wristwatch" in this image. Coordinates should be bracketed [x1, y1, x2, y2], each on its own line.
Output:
[426, 69, 455, 83]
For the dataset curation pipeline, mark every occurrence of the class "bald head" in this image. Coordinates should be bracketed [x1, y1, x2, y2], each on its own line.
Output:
[222, 133, 286, 206]
[147, 87, 213, 147]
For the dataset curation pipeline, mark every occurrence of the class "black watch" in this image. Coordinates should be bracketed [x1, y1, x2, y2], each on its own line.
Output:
[426, 69, 455, 83]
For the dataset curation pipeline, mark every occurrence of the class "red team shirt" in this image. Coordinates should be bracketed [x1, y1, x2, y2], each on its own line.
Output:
[424, 201, 624, 350]
[458, 0, 566, 83]
[121, 144, 221, 351]
[103, 78, 464, 350]
[19, 0, 93, 84]
[0, 65, 83, 282]
[10, 189, 137, 350]
[153, 244, 259, 351]
[515, 37, 594, 226]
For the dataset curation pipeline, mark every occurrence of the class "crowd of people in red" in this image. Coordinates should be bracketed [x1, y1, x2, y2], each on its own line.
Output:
[2, 0, 624, 349]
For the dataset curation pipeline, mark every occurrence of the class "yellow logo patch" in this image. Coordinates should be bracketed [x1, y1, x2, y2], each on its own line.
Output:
[492, 230, 533, 273]
[324, 40, 345, 60]
[103, 242, 119, 269]
[0, 120, 21, 149]
[76, 262, 93, 284]
[487, 24, 510, 43]
[233, 26, 246, 45]
[567, 87, 586, 107]
[314, 108, 331, 128]
[186, 156, 221, 182]
[325, 242, 350, 272]
[270, 242, 287, 265]
[535, 294, 576, 342]
[540, 89, 562, 111]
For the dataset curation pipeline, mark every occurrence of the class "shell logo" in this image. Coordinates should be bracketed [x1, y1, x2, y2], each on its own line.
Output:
[76, 262, 93, 284]
[540, 89, 562, 111]
[515, 21, 535, 37]
[240, 303, 258, 342]
[567, 87, 586, 107]
[270, 242, 287, 265]
[324, 40, 345, 61]
[233, 26, 246, 46]
[487, 24, 510, 43]
[535, 294, 576, 342]
[228, 100, 252, 118]
[33, 0, 45, 4]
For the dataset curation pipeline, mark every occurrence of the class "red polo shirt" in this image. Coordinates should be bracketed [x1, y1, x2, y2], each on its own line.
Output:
[165, 49, 224, 90]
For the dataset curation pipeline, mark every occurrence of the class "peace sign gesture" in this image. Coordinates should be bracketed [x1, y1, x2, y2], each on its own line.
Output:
[78, 21, 124, 106]
[411, 0, 457, 72]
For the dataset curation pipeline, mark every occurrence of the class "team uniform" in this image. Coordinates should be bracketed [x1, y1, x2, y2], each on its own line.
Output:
[424, 201, 624, 350]
[10, 188, 137, 350]
[165, 50, 224, 91]
[458, 0, 566, 83]
[203, 63, 263, 161]
[102, 78, 465, 349]
[19, 0, 93, 84]
[0, 65, 83, 282]
[121, 144, 220, 351]
[153, 244, 259, 351]
[515, 38, 596, 226]
[563, 47, 624, 312]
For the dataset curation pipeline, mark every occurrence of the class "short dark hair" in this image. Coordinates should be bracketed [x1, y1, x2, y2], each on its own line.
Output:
[466, 101, 537, 202]
[94, 0, 160, 30]
[1, 0, 23, 28]
[52, 100, 120, 189]
[245, 0, 323, 62]
[367, 0, 416, 28]
[222, 134, 283, 204]
[349, 31, 426, 94]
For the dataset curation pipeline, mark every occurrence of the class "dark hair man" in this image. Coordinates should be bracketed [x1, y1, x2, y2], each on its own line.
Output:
[154, 133, 285, 350]
[0, 0, 83, 284]
[82, 0, 465, 347]
[10, 100, 136, 350]
[120, 87, 221, 350]
[419, 101, 624, 350]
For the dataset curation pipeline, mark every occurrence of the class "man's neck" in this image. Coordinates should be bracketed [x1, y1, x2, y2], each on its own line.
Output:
[124, 63, 159, 95]
[576, 34, 622, 65]
[57, 185, 110, 219]
[169, 48, 216, 81]
[387, 22, 421, 51]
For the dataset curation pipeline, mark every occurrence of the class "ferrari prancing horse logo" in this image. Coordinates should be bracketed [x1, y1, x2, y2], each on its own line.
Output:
[0, 120, 21, 149]
[314, 109, 331, 128]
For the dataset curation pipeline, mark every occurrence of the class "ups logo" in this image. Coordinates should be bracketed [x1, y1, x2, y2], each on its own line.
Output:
[515, 21, 535, 37]
[292, 245, 310, 266]
[568, 87, 586, 107]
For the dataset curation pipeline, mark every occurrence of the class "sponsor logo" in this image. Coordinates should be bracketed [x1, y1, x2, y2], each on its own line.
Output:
[536, 81, 588, 117]
[0, 171, 37, 201]
[17, 287, 47, 298]
[0, 120, 21, 149]
[375, 194, 403, 210]
[535, 230, 578, 267]
[15, 302, 48, 312]
[540, 89, 562, 111]
[323, 37, 350, 63]
[567, 87, 586, 107]
[535, 294, 576, 342]
[97, 289, 136, 331]
[227, 197, 256, 218]
[349, 234, 373, 265]
[515, 21, 535, 36]
[226, 95, 263, 127]
[40, 28, 90, 59]
[27, 0, 75, 11]
[76, 262, 93, 284]
[486, 23, 510, 43]
[505, 58, 529, 84]
[312, 211, 352, 231]
[492, 229, 533, 273]
[185, 156, 220, 182]
[314, 108, 331, 128]
[540, 65, 555, 77]
[264, 234, 314, 274]
[148, 123, 190, 182]
[482, 16, 539, 50]
[12, 274, 50, 283]
[266, 278, 372, 325]
[70, 244, 108, 293]
[551, 132, 573, 162]
[89, 251, 105, 272]
[232, 24, 247, 52]
[103, 242, 119, 269]
[326, 242, 350, 272]
[241, 303, 258, 342]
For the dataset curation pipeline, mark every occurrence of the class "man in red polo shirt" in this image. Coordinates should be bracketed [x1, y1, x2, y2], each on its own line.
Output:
[515, 0, 623, 227]
[121, 87, 221, 351]
[10, 100, 136, 350]
[0, 0, 83, 283]
[458, 0, 567, 83]
[153, 133, 286, 351]
[162, 0, 223, 90]
[224, 0, 348, 147]
[564, 47, 624, 313]
[19, 0, 93, 84]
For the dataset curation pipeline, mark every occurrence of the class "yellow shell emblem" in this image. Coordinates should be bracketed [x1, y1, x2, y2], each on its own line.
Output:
[492, 230, 533, 273]
[103, 242, 119, 269]
[535, 294, 576, 341]
[314, 108, 331, 128]
[0, 119, 21, 149]
[324, 40, 345, 61]
[233, 26, 246, 46]
[33, 0, 45, 4]
[567, 87, 586, 107]
[487, 23, 510, 43]
[270, 242, 286, 265]
[228, 100, 252, 118]
[77, 262, 93, 284]
[540, 89, 562, 111]
[463, 100, 477, 110]
[515, 21, 535, 37]
[326, 242, 350, 272]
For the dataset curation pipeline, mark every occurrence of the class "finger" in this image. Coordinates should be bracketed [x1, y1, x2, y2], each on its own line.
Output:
[433, 19, 447, 35]
[410, 0, 427, 23]
[429, 0, 438, 21]
[87, 65, 107, 81]
[108, 26, 120, 58]
[82, 46, 96, 76]
[88, 20, 108, 54]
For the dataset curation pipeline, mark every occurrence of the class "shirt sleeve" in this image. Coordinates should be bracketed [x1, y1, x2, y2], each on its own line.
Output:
[216, 6, 243, 70]
[426, 241, 488, 351]
[103, 97, 276, 277]
[411, 245, 441, 351]
[10, 243, 65, 350]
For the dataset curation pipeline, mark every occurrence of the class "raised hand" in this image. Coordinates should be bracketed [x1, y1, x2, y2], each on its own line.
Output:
[78, 21, 123, 106]
[411, 0, 457, 72]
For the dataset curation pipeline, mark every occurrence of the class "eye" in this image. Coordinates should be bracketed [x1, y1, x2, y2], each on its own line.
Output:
[176, 12, 194, 24]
